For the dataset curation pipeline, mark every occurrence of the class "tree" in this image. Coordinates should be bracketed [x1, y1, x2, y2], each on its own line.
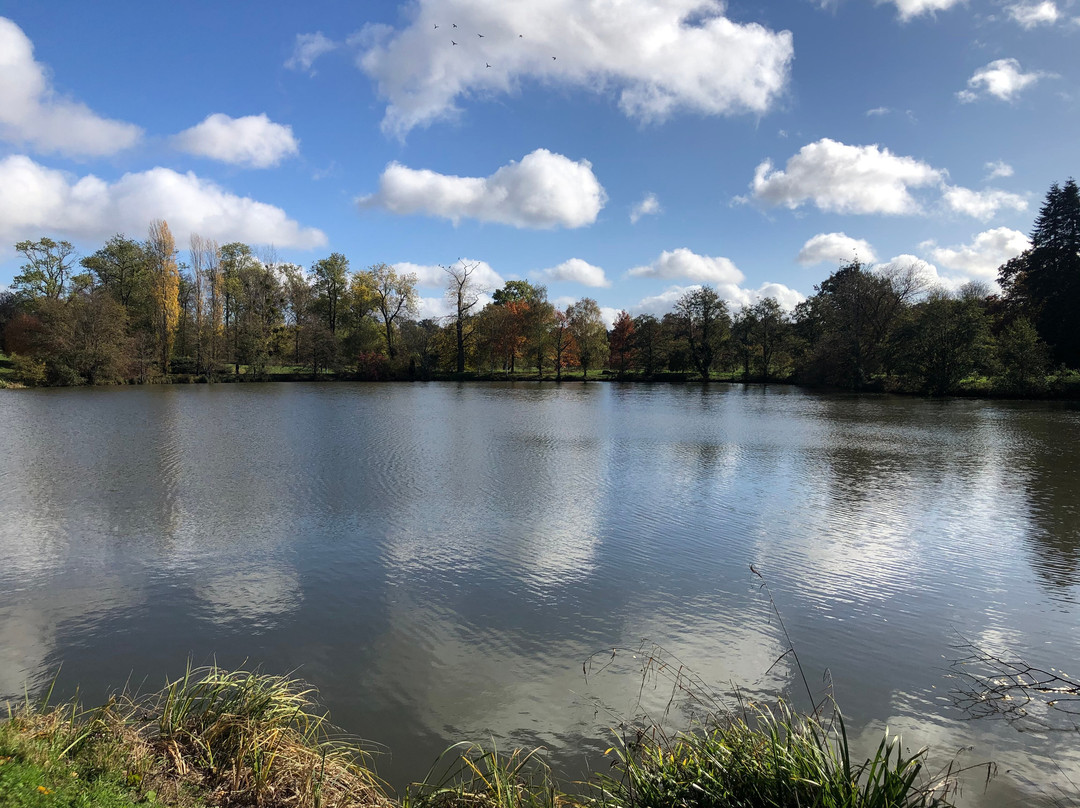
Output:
[81, 235, 151, 308]
[796, 259, 922, 389]
[994, 317, 1049, 394]
[548, 309, 578, 381]
[750, 297, 788, 380]
[999, 179, 1080, 367]
[219, 242, 258, 375]
[608, 310, 635, 378]
[675, 287, 729, 381]
[567, 298, 608, 379]
[902, 287, 991, 396]
[631, 314, 665, 376]
[311, 253, 349, 336]
[362, 263, 417, 359]
[490, 280, 546, 374]
[147, 220, 180, 375]
[13, 238, 77, 302]
[445, 261, 485, 373]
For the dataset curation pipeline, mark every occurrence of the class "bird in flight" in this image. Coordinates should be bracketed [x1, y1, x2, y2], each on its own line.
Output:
[451, 40, 457, 45]
[434, 24, 439, 29]
[452, 23, 458, 27]
[478, 33, 485, 37]
[552, 56, 557, 60]
[486, 62, 491, 68]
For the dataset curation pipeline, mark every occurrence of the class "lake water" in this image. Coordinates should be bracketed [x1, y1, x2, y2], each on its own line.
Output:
[1, 382, 1078, 805]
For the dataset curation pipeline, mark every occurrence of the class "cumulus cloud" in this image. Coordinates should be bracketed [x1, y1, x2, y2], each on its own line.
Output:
[173, 113, 300, 168]
[984, 160, 1014, 180]
[630, 192, 662, 224]
[797, 232, 877, 265]
[0, 17, 142, 156]
[627, 247, 744, 284]
[0, 154, 326, 248]
[924, 227, 1030, 279]
[886, 0, 965, 19]
[751, 139, 943, 215]
[957, 58, 1050, 102]
[393, 258, 505, 291]
[537, 258, 610, 287]
[358, 149, 606, 229]
[870, 254, 961, 292]
[285, 32, 338, 73]
[1008, 1, 1060, 27]
[631, 280, 804, 316]
[354, 0, 793, 137]
[942, 185, 1027, 219]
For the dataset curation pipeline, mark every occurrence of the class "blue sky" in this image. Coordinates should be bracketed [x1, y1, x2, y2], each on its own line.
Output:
[0, 0, 1076, 322]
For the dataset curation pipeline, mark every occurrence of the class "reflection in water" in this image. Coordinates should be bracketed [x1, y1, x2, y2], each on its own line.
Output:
[1, 384, 1079, 806]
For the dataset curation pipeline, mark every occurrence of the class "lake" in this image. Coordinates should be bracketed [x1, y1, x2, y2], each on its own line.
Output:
[1, 382, 1078, 805]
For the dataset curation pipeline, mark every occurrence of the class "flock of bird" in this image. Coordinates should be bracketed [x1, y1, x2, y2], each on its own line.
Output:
[433, 22, 556, 68]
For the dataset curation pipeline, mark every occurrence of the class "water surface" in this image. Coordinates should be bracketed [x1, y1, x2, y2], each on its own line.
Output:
[1, 383, 1078, 805]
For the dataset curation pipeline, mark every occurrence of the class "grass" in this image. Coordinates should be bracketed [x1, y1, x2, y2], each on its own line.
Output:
[1, 665, 392, 808]
[592, 702, 961, 808]
[0, 663, 971, 808]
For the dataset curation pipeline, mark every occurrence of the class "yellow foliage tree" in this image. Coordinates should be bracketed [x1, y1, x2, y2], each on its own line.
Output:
[148, 219, 180, 375]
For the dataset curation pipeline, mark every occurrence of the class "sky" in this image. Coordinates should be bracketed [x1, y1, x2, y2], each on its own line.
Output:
[0, 0, 1077, 323]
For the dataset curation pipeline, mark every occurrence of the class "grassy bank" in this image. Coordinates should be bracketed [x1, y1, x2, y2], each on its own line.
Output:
[1, 666, 964, 808]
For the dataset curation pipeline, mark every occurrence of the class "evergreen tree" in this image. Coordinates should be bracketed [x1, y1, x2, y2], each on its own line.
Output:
[999, 179, 1080, 367]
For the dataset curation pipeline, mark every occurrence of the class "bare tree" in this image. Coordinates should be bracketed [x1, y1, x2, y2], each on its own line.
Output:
[444, 260, 485, 373]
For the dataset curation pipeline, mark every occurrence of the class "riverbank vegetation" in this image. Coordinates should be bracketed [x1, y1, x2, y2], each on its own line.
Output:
[2, 180, 1077, 398]
[1, 666, 963, 808]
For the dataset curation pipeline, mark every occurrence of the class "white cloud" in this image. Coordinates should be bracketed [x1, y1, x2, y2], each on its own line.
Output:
[0, 17, 142, 157]
[416, 296, 454, 320]
[925, 227, 1030, 279]
[984, 160, 1014, 180]
[957, 58, 1050, 102]
[630, 192, 662, 224]
[627, 247, 744, 284]
[354, 0, 793, 137]
[0, 154, 326, 248]
[630, 279, 804, 316]
[537, 258, 610, 287]
[886, 0, 965, 20]
[797, 232, 877, 265]
[942, 185, 1027, 219]
[393, 258, 505, 291]
[174, 113, 300, 168]
[873, 254, 963, 292]
[751, 138, 942, 215]
[1008, 1, 1060, 27]
[358, 148, 607, 229]
[866, 106, 891, 116]
[285, 32, 338, 73]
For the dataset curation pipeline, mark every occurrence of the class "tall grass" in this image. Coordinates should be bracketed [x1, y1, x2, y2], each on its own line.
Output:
[591, 701, 961, 808]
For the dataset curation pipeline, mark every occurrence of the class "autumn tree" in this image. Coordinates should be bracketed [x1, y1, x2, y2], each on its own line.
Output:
[362, 263, 417, 359]
[608, 310, 635, 378]
[13, 238, 77, 302]
[147, 220, 180, 375]
[751, 297, 788, 380]
[548, 308, 578, 381]
[567, 297, 608, 379]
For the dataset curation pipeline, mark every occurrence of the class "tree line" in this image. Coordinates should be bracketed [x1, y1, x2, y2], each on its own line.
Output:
[1, 179, 1077, 396]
